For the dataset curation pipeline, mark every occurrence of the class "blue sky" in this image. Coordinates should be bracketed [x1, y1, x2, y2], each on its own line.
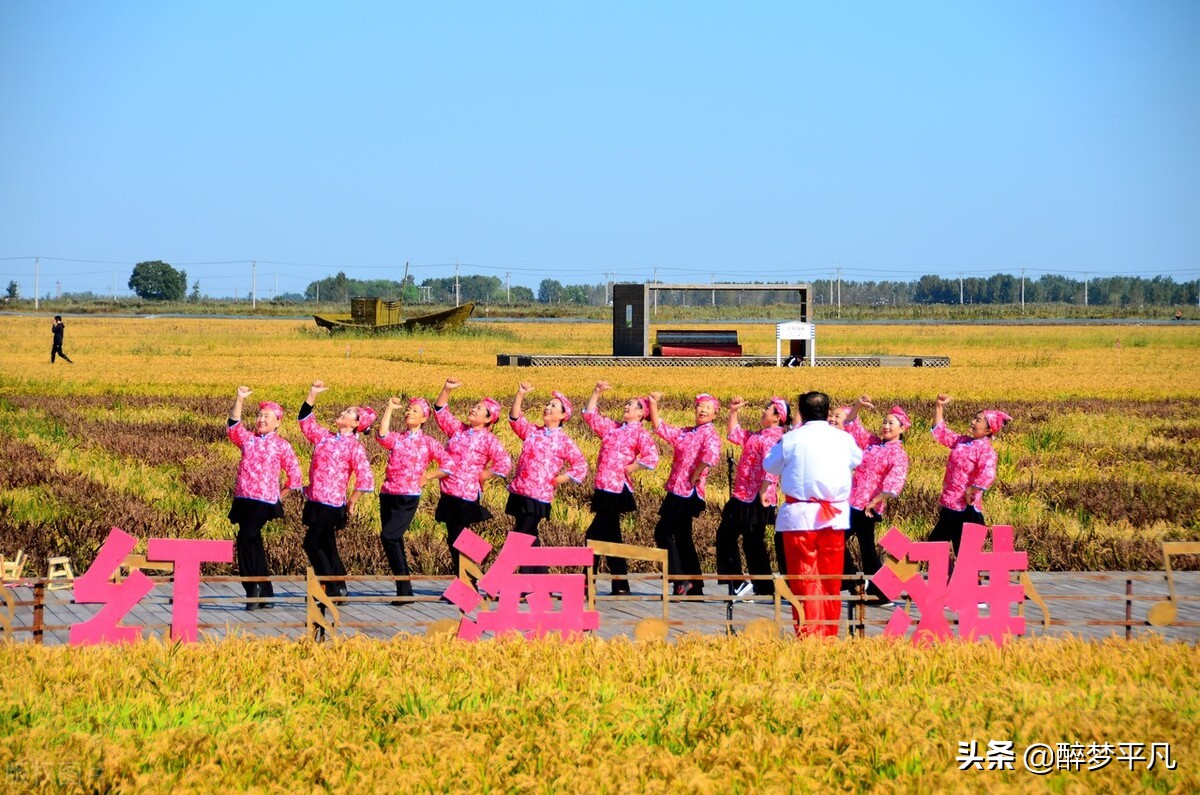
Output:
[2, 1, 1198, 298]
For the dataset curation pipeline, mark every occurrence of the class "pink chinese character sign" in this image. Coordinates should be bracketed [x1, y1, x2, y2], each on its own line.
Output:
[443, 530, 599, 640]
[69, 527, 233, 646]
[870, 523, 1028, 647]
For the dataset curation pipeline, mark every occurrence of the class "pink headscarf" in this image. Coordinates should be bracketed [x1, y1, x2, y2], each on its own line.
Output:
[769, 396, 790, 424]
[480, 397, 502, 425]
[355, 406, 377, 434]
[258, 401, 284, 420]
[983, 410, 1013, 435]
[695, 393, 720, 411]
[889, 405, 912, 430]
[408, 397, 431, 420]
[550, 390, 573, 421]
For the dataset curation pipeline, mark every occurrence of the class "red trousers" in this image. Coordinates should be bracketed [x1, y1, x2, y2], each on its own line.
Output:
[780, 529, 845, 638]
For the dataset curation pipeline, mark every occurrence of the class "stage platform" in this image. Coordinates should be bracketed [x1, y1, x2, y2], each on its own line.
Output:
[496, 353, 950, 367]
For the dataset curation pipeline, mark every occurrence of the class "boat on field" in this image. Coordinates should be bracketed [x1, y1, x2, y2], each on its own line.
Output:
[313, 297, 475, 333]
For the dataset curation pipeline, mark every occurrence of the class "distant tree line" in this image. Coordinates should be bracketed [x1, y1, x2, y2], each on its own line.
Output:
[808, 273, 1199, 306]
[294, 272, 1198, 307]
[32, 261, 1189, 306]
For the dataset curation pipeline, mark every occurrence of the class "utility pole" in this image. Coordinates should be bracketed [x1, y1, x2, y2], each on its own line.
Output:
[652, 267, 658, 317]
[829, 274, 833, 306]
[959, 273, 964, 305]
[711, 274, 716, 307]
[1020, 267, 1025, 313]
[836, 267, 842, 319]
[454, 261, 460, 307]
[505, 271, 511, 303]
[56, 280, 61, 299]
[34, 257, 39, 310]
[251, 260, 257, 309]
[1083, 273, 1088, 306]
[316, 283, 320, 304]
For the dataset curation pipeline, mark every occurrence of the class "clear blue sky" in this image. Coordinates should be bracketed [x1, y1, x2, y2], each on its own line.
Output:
[2, 1, 1198, 298]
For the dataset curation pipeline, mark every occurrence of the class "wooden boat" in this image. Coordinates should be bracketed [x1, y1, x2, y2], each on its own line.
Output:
[313, 298, 475, 333]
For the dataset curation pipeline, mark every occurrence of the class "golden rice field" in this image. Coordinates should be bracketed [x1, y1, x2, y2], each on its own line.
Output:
[1, 636, 1197, 792]
[3, 316, 1199, 793]
[1, 315, 1198, 576]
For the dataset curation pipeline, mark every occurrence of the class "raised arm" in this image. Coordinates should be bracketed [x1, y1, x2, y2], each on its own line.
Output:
[379, 396, 402, 437]
[434, 377, 461, 411]
[934, 393, 951, 428]
[585, 381, 609, 415]
[230, 385, 252, 424]
[646, 392, 662, 427]
[511, 381, 533, 421]
[844, 394, 873, 427]
[726, 396, 745, 440]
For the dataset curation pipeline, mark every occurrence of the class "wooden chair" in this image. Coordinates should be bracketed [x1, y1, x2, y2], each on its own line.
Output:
[47, 556, 76, 590]
[1, 550, 28, 581]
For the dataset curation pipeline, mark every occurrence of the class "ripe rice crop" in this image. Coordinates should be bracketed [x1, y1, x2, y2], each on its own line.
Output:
[1, 635, 1196, 792]
[2, 317, 1199, 576]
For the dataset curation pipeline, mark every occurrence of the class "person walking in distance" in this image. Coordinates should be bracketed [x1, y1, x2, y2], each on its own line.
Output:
[51, 316, 73, 363]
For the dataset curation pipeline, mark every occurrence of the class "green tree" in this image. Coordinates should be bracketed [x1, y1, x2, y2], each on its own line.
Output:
[128, 260, 187, 301]
[538, 279, 563, 303]
[5, 280, 17, 299]
[189, 280, 202, 302]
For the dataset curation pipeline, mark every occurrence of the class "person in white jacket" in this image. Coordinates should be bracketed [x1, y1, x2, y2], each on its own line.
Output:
[763, 391, 862, 637]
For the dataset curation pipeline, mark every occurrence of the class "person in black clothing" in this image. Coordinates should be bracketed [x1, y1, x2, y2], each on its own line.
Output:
[51, 316, 73, 363]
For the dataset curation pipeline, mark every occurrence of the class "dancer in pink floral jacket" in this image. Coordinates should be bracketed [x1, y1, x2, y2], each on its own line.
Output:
[839, 395, 911, 599]
[582, 382, 659, 594]
[376, 396, 452, 602]
[506, 383, 588, 548]
[433, 378, 513, 572]
[648, 392, 722, 595]
[716, 396, 787, 597]
[928, 393, 1010, 555]
[227, 385, 302, 610]
[297, 380, 376, 598]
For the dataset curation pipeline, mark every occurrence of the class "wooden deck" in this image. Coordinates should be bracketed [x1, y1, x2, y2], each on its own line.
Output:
[3, 571, 1198, 645]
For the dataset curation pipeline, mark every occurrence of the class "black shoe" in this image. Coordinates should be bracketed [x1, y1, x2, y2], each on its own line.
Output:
[245, 584, 263, 611]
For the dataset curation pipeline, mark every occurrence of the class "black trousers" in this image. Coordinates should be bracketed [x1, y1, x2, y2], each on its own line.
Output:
[841, 508, 884, 597]
[380, 494, 420, 596]
[585, 509, 629, 587]
[51, 341, 72, 363]
[928, 505, 985, 556]
[302, 503, 348, 596]
[511, 513, 548, 574]
[229, 498, 281, 598]
[715, 498, 774, 595]
[655, 496, 705, 593]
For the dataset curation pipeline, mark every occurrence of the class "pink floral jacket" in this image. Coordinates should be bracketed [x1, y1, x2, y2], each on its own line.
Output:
[582, 411, 659, 494]
[299, 414, 375, 507]
[844, 420, 909, 513]
[655, 420, 722, 500]
[227, 422, 303, 504]
[932, 422, 998, 512]
[727, 425, 784, 505]
[507, 415, 588, 504]
[377, 430, 454, 496]
[434, 406, 513, 501]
